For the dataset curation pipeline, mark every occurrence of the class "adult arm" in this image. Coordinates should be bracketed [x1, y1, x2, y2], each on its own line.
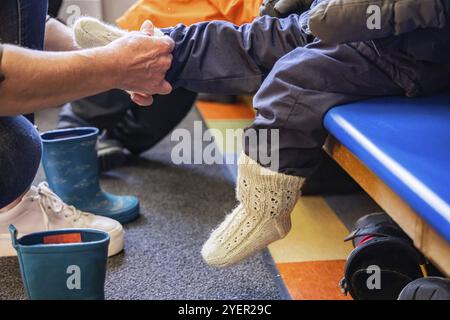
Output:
[0, 32, 174, 116]
[42, 18, 165, 105]
[0, 45, 117, 115]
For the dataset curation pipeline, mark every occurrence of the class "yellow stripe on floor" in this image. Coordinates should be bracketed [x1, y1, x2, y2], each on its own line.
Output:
[268, 197, 353, 300]
[269, 197, 353, 263]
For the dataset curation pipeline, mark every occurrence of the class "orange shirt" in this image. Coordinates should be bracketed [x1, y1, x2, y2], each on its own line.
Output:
[116, 0, 261, 30]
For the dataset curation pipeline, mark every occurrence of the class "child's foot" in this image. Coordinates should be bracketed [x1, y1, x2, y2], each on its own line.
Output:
[201, 152, 305, 267]
[73, 17, 164, 49]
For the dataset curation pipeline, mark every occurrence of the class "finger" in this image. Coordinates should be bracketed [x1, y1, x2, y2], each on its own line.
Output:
[131, 92, 152, 100]
[127, 90, 151, 99]
[133, 96, 153, 106]
[155, 81, 172, 95]
[140, 20, 155, 36]
[155, 36, 175, 54]
[133, 92, 152, 99]
[156, 54, 173, 71]
[130, 91, 151, 101]
[131, 92, 154, 106]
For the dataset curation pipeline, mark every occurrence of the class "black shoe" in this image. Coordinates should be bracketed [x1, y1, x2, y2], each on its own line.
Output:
[398, 277, 450, 300]
[97, 131, 127, 172]
[58, 106, 127, 172]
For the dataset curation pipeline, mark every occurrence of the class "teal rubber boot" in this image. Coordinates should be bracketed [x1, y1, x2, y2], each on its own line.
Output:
[10, 225, 109, 300]
[41, 127, 139, 224]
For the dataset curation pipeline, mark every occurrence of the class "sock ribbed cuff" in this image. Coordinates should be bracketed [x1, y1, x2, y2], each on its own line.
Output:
[236, 152, 305, 218]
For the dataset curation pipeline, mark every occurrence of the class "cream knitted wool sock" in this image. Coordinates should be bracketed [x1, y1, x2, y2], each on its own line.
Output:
[73, 17, 164, 49]
[201, 152, 305, 267]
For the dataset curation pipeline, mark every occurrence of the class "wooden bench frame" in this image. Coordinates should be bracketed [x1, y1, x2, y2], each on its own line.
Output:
[324, 136, 450, 277]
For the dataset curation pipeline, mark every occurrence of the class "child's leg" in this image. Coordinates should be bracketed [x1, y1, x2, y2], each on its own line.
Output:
[163, 15, 310, 94]
[248, 42, 405, 177]
[75, 15, 311, 95]
[202, 42, 404, 267]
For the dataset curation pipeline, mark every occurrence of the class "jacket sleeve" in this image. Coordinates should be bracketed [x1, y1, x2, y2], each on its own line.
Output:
[308, 0, 450, 44]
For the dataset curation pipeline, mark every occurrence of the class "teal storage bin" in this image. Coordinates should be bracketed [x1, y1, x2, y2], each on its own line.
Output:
[10, 225, 109, 300]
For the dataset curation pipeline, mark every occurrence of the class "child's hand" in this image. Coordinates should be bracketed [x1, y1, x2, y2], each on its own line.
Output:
[259, 0, 313, 18]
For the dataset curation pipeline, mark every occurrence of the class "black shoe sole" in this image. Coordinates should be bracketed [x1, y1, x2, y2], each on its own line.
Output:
[98, 147, 127, 172]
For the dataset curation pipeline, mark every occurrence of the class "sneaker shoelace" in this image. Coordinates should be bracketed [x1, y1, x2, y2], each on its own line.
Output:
[33, 182, 89, 225]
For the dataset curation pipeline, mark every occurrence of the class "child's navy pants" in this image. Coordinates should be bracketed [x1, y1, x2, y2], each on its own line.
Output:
[164, 15, 404, 177]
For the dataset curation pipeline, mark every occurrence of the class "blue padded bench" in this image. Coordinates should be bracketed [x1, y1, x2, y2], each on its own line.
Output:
[324, 92, 450, 275]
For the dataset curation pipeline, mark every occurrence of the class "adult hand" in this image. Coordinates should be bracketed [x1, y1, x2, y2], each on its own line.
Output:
[108, 20, 174, 106]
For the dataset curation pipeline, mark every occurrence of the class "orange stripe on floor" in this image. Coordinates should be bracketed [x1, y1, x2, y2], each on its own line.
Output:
[277, 260, 351, 300]
[196, 101, 255, 120]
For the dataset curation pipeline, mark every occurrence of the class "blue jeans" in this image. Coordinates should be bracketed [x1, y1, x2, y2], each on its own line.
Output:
[0, 0, 47, 207]
[0, 0, 47, 49]
[0, 117, 42, 208]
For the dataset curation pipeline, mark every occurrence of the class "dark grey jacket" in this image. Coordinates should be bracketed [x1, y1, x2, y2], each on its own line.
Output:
[308, 0, 449, 44]
[300, 0, 450, 96]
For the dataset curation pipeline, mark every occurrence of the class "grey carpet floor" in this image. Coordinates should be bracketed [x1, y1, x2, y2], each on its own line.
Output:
[0, 107, 283, 300]
[0, 106, 380, 300]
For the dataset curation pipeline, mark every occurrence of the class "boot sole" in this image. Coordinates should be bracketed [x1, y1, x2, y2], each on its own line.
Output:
[99, 203, 140, 224]
[0, 225, 124, 258]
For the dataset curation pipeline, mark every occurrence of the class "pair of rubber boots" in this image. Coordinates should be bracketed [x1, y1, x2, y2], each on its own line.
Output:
[41, 127, 139, 224]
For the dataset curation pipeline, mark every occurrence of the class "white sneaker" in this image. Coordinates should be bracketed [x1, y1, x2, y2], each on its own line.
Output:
[0, 182, 124, 257]
[73, 17, 164, 49]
